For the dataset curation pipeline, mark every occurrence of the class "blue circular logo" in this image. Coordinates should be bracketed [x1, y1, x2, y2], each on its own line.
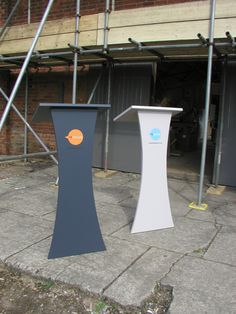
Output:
[150, 128, 161, 141]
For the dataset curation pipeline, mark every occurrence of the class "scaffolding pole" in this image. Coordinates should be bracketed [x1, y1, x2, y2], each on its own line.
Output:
[0, 0, 22, 39]
[0, 0, 55, 132]
[24, 72, 29, 162]
[0, 151, 57, 162]
[151, 61, 158, 104]
[1, 40, 236, 65]
[104, 64, 112, 172]
[72, 0, 81, 104]
[197, 0, 217, 207]
[103, 0, 110, 52]
[0, 87, 58, 166]
[87, 69, 104, 104]
[70, 40, 236, 54]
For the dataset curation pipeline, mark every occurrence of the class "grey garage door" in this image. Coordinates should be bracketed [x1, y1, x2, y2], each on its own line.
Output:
[91, 64, 152, 173]
[218, 62, 236, 186]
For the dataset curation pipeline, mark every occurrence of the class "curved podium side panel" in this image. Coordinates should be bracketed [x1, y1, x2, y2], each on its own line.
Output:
[48, 109, 105, 259]
[131, 110, 174, 233]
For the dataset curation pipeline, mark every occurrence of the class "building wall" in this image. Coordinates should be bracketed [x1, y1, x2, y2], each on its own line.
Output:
[0, 64, 152, 166]
[0, 0, 204, 26]
[0, 70, 10, 155]
[0, 66, 90, 155]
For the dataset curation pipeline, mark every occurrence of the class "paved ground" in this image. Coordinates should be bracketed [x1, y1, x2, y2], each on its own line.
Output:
[0, 161, 236, 313]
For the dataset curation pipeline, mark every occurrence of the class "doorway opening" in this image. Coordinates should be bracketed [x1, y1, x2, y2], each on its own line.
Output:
[154, 61, 221, 182]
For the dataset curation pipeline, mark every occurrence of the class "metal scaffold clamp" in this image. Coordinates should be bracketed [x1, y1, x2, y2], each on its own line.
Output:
[68, 43, 81, 54]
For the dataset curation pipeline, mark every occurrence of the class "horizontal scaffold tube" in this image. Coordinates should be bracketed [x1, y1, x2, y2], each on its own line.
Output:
[0, 151, 57, 162]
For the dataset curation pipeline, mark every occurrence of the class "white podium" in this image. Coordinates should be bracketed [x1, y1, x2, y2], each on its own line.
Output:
[114, 106, 183, 233]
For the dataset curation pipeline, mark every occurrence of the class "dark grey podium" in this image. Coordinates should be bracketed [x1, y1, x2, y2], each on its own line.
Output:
[33, 103, 110, 259]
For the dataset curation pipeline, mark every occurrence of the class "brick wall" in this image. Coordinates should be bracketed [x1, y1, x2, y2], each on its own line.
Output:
[115, 0, 202, 10]
[0, 0, 106, 26]
[0, 0, 205, 155]
[0, 70, 10, 155]
[0, 66, 90, 155]
[0, 0, 205, 26]
[0, 1, 8, 27]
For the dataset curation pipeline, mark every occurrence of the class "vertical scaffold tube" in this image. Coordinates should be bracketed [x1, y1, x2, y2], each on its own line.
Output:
[104, 65, 112, 172]
[72, 0, 81, 104]
[197, 0, 217, 205]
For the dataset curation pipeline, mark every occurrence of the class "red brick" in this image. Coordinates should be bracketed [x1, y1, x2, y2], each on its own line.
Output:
[0, 0, 206, 26]
[0, 66, 90, 155]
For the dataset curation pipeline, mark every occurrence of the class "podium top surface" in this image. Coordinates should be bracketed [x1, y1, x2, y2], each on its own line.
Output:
[33, 103, 111, 123]
[114, 105, 183, 122]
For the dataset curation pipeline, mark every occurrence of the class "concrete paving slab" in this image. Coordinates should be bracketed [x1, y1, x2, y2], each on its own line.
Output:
[187, 188, 236, 226]
[104, 247, 181, 306]
[167, 178, 187, 193]
[0, 208, 8, 215]
[175, 181, 201, 203]
[167, 166, 199, 182]
[97, 204, 134, 235]
[56, 236, 149, 294]
[0, 211, 52, 261]
[204, 226, 236, 266]
[1, 174, 53, 189]
[1, 164, 235, 311]
[169, 190, 191, 217]
[41, 210, 56, 221]
[117, 190, 139, 209]
[112, 217, 217, 254]
[206, 187, 236, 204]
[0, 186, 57, 216]
[43, 203, 135, 236]
[0, 179, 15, 196]
[205, 195, 229, 208]
[123, 176, 140, 190]
[92, 171, 136, 188]
[94, 186, 137, 205]
[37, 182, 58, 195]
[186, 208, 216, 223]
[38, 165, 58, 177]
[214, 202, 236, 227]
[96, 202, 135, 220]
[6, 237, 74, 279]
[162, 256, 236, 314]
[118, 185, 191, 217]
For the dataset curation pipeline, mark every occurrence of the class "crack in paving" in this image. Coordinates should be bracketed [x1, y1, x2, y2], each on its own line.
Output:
[160, 253, 187, 283]
[41, 209, 56, 217]
[183, 211, 214, 222]
[200, 220, 222, 255]
[183, 207, 194, 217]
[201, 257, 236, 268]
[109, 233, 187, 255]
[108, 221, 133, 236]
[3, 234, 52, 263]
[117, 194, 136, 206]
[102, 246, 152, 294]
[5, 208, 54, 219]
[54, 263, 75, 280]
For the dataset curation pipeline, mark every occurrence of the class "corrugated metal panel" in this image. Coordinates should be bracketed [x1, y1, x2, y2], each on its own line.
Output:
[218, 62, 236, 186]
[90, 64, 152, 172]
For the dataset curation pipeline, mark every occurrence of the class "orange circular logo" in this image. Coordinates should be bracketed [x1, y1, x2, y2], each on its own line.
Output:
[65, 129, 84, 145]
